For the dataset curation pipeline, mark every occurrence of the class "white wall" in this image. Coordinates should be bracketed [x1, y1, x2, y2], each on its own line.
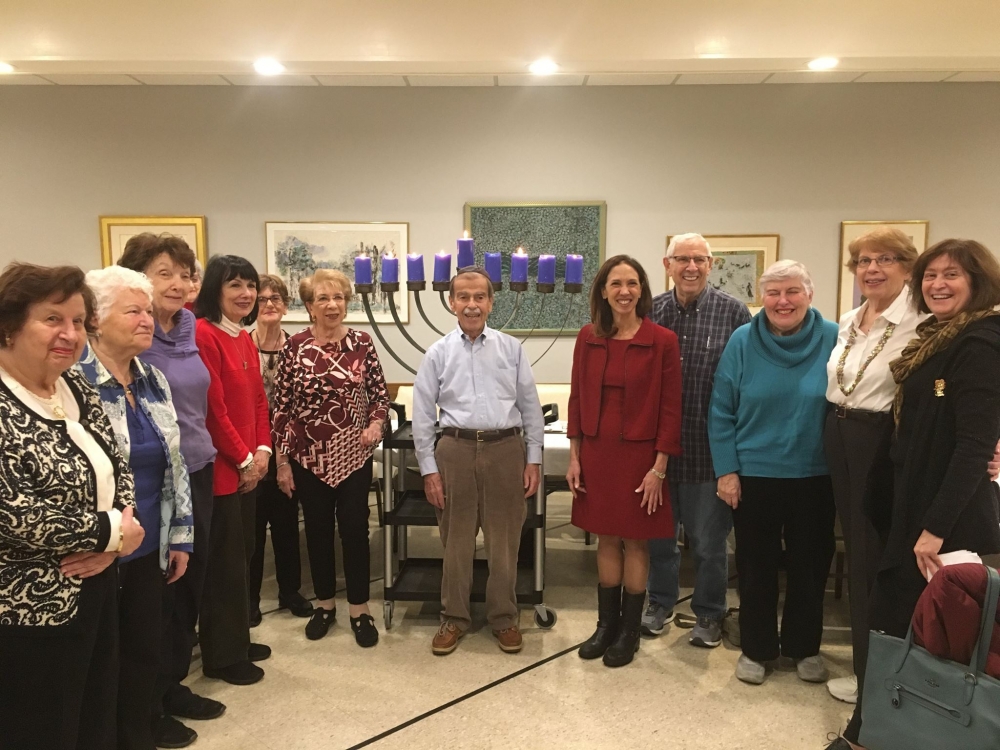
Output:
[2, 83, 999, 383]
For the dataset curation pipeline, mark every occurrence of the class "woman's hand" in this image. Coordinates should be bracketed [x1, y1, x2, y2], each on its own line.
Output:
[276, 462, 295, 498]
[360, 421, 383, 448]
[635, 471, 664, 515]
[988, 439, 1000, 481]
[60, 551, 117, 579]
[253, 449, 270, 479]
[238, 464, 259, 494]
[166, 550, 189, 584]
[120, 505, 145, 557]
[914, 529, 945, 581]
[566, 458, 586, 499]
[717, 473, 741, 509]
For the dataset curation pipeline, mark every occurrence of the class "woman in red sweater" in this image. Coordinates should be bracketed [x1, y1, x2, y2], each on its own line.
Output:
[194, 255, 273, 686]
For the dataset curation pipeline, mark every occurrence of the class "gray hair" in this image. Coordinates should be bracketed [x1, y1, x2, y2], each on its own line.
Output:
[758, 259, 814, 297]
[666, 233, 712, 258]
[85, 266, 154, 324]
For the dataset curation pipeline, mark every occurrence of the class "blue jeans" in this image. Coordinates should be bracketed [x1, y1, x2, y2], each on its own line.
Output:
[647, 481, 733, 620]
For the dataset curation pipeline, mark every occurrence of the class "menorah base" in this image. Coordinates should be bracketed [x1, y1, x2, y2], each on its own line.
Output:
[536, 283, 555, 294]
[509, 281, 529, 292]
[492, 282, 504, 292]
[564, 283, 584, 294]
[380, 282, 400, 293]
[407, 281, 426, 292]
[432, 281, 450, 292]
[355, 283, 376, 294]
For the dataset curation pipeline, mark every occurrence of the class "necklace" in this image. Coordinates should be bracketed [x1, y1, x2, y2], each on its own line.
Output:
[836, 322, 897, 397]
[253, 329, 284, 370]
[5, 375, 67, 419]
[229, 333, 248, 370]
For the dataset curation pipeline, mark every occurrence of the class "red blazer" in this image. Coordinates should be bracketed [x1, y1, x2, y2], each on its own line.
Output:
[195, 320, 271, 495]
[567, 317, 683, 455]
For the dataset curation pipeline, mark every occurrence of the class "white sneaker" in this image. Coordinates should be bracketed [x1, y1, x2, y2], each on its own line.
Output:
[826, 674, 858, 704]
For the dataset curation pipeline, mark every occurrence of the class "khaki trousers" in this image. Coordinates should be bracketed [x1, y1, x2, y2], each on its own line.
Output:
[435, 433, 527, 631]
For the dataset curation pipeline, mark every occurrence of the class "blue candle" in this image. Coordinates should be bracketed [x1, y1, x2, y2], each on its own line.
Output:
[485, 252, 502, 284]
[381, 255, 399, 283]
[457, 232, 475, 269]
[537, 254, 556, 284]
[510, 248, 528, 283]
[355, 255, 373, 285]
[433, 252, 452, 283]
[565, 254, 584, 284]
[407, 253, 424, 282]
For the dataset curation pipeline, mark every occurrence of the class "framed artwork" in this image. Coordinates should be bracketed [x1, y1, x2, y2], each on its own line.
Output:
[666, 234, 780, 315]
[265, 221, 409, 324]
[100, 216, 207, 268]
[464, 201, 607, 334]
[838, 221, 929, 318]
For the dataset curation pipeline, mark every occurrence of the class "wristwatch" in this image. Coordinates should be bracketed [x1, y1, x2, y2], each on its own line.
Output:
[648, 468, 666, 480]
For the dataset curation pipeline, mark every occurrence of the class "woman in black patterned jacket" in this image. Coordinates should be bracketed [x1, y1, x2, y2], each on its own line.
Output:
[0, 263, 145, 750]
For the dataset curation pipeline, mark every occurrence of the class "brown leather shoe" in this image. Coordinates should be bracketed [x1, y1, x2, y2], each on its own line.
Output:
[494, 626, 523, 653]
[432, 621, 464, 655]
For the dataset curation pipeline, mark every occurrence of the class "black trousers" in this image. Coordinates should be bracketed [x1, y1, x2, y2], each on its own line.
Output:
[156, 464, 213, 711]
[248, 475, 303, 607]
[117, 551, 162, 750]
[733, 475, 836, 662]
[0, 564, 119, 750]
[199, 488, 256, 670]
[823, 410, 891, 675]
[294, 459, 372, 605]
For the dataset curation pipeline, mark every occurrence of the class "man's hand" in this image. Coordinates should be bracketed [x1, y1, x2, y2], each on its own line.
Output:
[523, 463, 541, 498]
[424, 473, 445, 509]
[60, 551, 118, 579]
[166, 551, 189, 584]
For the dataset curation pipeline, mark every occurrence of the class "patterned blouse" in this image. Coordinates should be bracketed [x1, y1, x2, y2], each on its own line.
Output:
[271, 328, 390, 488]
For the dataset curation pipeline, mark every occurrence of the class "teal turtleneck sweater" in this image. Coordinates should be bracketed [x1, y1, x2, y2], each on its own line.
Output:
[708, 308, 838, 479]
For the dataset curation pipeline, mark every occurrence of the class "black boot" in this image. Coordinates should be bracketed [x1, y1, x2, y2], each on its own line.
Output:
[578, 585, 621, 660]
[603, 589, 645, 667]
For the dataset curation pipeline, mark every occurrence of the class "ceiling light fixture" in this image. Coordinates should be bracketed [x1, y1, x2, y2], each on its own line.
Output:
[528, 58, 559, 76]
[253, 58, 285, 76]
[808, 57, 839, 71]
[0, 62, 15, 74]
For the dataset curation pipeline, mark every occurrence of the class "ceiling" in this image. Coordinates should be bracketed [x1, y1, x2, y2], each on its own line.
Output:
[2, 0, 999, 86]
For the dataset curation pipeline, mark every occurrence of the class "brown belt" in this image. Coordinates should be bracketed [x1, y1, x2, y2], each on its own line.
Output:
[440, 426, 521, 442]
[832, 404, 892, 424]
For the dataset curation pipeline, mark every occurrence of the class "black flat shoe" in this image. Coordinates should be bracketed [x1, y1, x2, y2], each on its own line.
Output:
[350, 614, 379, 648]
[278, 591, 314, 618]
[152, 715, 197, 748]
[202, 660, 264, 685]
[247, 642, 271, 662]
[163, 687, 226, 721]
[305, 608, 336, 640]
[249, 606, 262, 628]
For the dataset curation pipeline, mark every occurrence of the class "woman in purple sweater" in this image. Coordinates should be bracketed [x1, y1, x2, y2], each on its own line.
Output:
[119, 234, 222, 750]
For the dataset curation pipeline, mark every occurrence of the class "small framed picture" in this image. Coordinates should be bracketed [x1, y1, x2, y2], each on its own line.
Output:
[99, 216, 208, 268]
[838, 221, 929, 318]
[666, 234, 780, 315]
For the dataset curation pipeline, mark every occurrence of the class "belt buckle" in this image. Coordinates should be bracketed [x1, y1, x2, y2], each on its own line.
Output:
[835, 404, 848, 419]
[476, 430, 485, 442]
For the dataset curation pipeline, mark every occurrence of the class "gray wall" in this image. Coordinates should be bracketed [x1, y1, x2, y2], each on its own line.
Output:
[1, 83, 998, 382]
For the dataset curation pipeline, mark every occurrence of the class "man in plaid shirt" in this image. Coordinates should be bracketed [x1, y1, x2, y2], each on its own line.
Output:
[641, 233, 751, 647]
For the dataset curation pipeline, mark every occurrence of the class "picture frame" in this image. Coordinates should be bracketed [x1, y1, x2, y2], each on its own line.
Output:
[666, 234, 780, 315]
[100, 216, 208, 269]
[464, 201, 607, 334]
[838, 221, 929, 318]
[265, 221, 409, 324]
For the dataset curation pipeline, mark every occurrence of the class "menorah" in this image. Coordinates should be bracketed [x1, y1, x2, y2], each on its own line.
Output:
[351, 235, 586, 373]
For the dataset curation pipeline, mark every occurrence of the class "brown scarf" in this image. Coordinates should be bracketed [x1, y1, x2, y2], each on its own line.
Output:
[889, 308, 1000, 423]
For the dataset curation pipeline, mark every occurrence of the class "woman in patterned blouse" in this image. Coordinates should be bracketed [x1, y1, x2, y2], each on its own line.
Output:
[272, 269, 390, 647]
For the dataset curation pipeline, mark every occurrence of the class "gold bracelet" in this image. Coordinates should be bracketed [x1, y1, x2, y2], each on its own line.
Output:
[115, 520, 125, 554]
[648, 468, 666, 480]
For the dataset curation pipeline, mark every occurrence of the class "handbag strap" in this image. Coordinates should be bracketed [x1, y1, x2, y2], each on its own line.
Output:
[970, 566, 1000, 675]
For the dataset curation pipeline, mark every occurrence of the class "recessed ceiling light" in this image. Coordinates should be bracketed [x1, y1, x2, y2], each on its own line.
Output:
[528, 58, 559, 76]
[699, 53, 726, 59]
[253, 58, 285, 76]
[0, 62, 15, 74]
[808, 57, 839, 71]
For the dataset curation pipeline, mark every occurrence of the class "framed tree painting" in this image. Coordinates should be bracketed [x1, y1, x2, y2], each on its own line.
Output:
[100, 216, 207, 268]
[666, 234, 780, 315]
[838, 220, 929, 318]
[265, 221, 409, 324]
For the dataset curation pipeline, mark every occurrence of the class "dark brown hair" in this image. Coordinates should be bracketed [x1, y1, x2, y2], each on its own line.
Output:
[258, 274, 289, 303]
[118, 232, 197, 275]
[910, 238, 1000, 315]
[0, 263, 96, 346]
[588, 255, 652, 338]
[448, 267, 494, 299]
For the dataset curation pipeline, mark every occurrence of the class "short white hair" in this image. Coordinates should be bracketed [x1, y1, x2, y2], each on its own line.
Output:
[666, 233, 712, 258]
[85, 266, 154, 324]
[759, 259, 814, 297]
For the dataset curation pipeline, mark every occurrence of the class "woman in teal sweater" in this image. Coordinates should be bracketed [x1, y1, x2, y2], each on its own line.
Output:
[709, 260, 839, 686]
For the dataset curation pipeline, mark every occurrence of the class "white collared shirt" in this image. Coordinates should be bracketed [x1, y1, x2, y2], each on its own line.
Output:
[826, 288, 927, 412]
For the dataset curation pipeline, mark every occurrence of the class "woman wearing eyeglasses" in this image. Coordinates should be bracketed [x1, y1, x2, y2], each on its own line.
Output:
[247, 275, 313, 627]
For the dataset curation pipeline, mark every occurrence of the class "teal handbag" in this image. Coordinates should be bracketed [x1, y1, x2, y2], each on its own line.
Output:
[859, 566, 1000, 750]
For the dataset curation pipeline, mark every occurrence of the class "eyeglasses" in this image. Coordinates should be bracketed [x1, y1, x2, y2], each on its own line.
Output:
[671, 255, 711, 266]
[856, 255, 899, 269]
[258, 295, 285, 307]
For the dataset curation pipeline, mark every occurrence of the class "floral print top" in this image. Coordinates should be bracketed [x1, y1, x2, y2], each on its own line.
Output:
[271, 328, 390, 488]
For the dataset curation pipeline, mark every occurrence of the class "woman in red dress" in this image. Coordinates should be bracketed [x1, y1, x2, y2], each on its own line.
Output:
[567, 255, 682, 667]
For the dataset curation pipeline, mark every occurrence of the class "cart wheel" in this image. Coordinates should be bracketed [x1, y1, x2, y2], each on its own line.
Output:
[534, 607, 557, 629]
[383, 601, 394, 630]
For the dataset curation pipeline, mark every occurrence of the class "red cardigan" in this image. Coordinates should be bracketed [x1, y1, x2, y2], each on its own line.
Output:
[195, 320, 271, 495]
[567, 317, 683, 455]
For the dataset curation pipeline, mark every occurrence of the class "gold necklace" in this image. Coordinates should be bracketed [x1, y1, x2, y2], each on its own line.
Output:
[836, 322, 896, 397]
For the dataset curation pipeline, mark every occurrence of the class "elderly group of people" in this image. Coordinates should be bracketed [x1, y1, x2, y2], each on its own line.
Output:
[0, 237, 389, 750]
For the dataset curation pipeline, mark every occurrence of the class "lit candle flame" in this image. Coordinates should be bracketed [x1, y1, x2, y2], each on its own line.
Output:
[463, 230, 470, 239]
[515, 246, 526, 255]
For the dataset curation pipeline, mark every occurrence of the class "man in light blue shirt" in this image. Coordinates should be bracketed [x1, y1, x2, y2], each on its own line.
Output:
[413, 267, 544, 656]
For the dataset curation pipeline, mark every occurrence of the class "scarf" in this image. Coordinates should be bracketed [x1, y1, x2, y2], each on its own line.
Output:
[889, 308, 1000, 423]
